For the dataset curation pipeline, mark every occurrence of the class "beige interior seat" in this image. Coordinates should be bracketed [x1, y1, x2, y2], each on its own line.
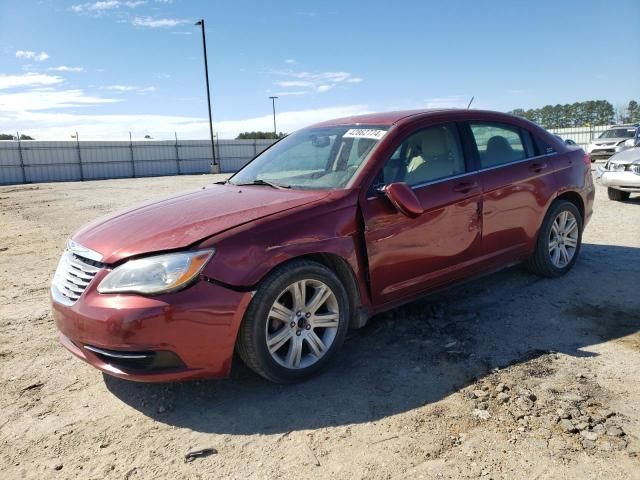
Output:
[485, 135, 514, 166]
[406, 128, 455, 184]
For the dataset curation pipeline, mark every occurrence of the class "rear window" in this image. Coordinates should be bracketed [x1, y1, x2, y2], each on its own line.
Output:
[469, 122, 526, 168]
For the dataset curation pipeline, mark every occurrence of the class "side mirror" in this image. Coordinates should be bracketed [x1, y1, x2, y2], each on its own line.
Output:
[384, 182, 424, 218]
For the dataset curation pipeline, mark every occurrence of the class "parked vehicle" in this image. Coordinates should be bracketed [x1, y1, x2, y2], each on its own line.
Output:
[586, 124, 639, 162]
[554, 135, 578, 147]
[595, 147, 640, 201]
[51, 109, 595, 383]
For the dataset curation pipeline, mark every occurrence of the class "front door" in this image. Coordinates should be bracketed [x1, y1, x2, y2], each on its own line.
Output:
[360, 123, 482, 306]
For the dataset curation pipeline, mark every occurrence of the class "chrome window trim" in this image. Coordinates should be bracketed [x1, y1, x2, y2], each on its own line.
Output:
[473, 151, 556, 175]
[368, 152, 557, 198]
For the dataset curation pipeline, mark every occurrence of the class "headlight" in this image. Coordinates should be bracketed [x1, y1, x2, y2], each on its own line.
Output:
[98, 249, 214, 294]
[610, 163, 627, 172]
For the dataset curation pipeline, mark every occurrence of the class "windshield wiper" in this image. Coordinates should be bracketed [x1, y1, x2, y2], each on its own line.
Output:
[233, 179, 291, 189]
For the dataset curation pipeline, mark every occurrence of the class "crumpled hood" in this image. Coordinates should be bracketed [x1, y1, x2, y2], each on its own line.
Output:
[72, 184, 329, 264]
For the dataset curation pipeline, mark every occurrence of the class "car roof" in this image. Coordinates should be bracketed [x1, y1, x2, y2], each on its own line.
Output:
[308, 108, 527, 128]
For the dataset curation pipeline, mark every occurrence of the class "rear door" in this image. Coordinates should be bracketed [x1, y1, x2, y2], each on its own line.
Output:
[467, 121, 558, 262]
[360, 122, 483, 306]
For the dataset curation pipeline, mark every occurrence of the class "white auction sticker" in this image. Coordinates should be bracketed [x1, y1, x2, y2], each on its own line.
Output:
[343, 128, 387, 140]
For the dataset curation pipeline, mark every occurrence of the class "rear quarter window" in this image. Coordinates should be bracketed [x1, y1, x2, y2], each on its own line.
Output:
[533, 135, 556, 156]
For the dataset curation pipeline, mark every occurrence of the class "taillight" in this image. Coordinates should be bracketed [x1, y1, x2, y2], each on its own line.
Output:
[583, 153, 591, 165]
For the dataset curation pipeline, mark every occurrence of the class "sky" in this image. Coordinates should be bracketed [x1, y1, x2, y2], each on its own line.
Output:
[0, 0, 638, 140]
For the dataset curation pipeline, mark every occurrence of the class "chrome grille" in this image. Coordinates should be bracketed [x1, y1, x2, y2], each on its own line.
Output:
[52, 251, 103, 305]
[631, 164, 640, 175]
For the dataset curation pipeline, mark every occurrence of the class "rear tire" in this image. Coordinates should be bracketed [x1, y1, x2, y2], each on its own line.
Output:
[527, 200, 583, 278]
[607, 188, 630, 201]
[236, 260, 349, 383]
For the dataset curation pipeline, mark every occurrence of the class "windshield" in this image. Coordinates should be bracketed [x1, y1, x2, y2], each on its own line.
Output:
[229, 125, 389, 189]
[598, 128, 636, 139]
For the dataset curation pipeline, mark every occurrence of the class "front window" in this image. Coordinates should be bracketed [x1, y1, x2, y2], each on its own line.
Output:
[375, 123, 466, 188]
[598, 128, 636, 139]
[229, 125, 389, 189]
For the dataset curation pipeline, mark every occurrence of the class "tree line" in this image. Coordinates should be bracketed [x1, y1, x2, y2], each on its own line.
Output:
[0, 133, 35, 140]
[236, 131, 286, 140]
[509, 99, 639, 129]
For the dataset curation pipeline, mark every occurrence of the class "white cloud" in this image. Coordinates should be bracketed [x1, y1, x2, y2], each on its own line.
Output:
[132, 16, 188, 28]
[316, 85, 334, 93]
[284, 59, 296, 64]
[275, 91, 309, 97]
[104, 84, 157, 93]
[0, 89, 120, 112]
[0, 73, 63, 90]
[276, 80, 315, 88]
[72, 1, 145, 12]
[1, 105, 372, 140]
[296, 10, 317, 17]
[424, 95, 471, 109]
[15, 50, 49, 62]
[49, 65, 85, 72]
[272, 70, 363, 96]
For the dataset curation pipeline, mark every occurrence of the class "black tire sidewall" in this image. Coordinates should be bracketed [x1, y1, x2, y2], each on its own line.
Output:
[239, 261, 349, 383]
[537, 201, 583, 276]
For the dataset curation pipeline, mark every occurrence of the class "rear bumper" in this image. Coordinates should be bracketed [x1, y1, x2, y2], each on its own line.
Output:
[52, 279, 253, 382]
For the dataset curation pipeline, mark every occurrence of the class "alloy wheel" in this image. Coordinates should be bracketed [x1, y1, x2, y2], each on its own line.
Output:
[548, 210, 579, 268]
[265, 279, 340, 369]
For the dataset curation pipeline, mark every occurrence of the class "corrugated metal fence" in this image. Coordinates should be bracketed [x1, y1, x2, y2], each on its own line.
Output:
[547, 125, 610, 149]
[0, 139, 276, 185]
[0, 124, 618, 186]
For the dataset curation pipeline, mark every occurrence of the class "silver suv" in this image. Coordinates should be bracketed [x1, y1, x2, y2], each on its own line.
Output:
[587, 124, 639, 162]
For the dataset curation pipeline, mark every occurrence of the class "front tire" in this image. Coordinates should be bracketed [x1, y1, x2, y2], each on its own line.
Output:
[527, 200, 583, 278]
[236, 260, 349, 383]
[607, 188, 630, 201]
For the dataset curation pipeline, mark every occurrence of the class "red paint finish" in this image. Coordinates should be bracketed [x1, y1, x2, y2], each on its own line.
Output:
[53, 275, 252, 381]
[363, 173, 483, 306]
[384, 183, 424, 218]
[74, 185, 329, 264]
[52, 109, 594, 381]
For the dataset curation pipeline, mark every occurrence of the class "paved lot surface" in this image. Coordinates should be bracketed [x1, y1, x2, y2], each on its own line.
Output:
[1, 173, 639, 479]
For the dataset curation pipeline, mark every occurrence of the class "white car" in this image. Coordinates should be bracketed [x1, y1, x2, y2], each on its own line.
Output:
[587, 124, 639, 162]
[596, 147, 640, 201]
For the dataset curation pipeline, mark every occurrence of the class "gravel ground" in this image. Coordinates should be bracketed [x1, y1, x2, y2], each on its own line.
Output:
[0, 172, 639, 479]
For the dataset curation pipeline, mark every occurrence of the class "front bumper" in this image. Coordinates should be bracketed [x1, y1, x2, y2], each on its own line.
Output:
[52, 277, 253, 382]
[595, 166, 640, 192]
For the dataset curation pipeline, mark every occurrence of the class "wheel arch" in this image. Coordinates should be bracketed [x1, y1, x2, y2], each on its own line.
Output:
[556, 190, 585, 222]
[258, 252, 368, 330]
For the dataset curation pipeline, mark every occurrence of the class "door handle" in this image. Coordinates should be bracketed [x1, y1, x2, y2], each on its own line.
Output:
[529, 162, 548, 172]
[453, 181, 479, 193]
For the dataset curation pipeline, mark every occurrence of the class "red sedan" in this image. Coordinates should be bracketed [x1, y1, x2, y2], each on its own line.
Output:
[51, 109, 594, 383]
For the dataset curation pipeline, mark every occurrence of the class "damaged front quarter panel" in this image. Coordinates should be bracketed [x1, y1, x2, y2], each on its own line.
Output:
[197, 188, 372, 311]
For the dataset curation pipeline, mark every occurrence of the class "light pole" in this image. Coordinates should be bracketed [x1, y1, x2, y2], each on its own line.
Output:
[195, 18, 218, 172]
[269, 96, 278, 137]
